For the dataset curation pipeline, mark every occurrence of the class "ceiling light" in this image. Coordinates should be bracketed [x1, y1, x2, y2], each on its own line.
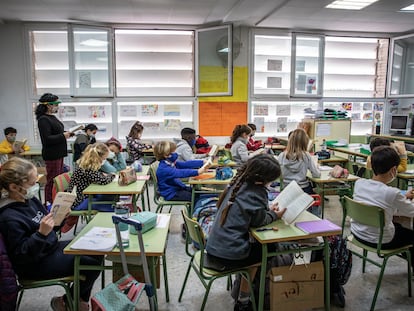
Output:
[326, 0, 379, 10]
[400, 4, 414, 11]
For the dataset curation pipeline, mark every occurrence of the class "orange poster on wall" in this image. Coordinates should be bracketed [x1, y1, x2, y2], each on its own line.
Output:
[199, 102, 247, 136]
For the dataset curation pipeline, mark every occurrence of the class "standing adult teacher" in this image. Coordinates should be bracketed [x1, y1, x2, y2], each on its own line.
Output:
[35, 93, 73, 205]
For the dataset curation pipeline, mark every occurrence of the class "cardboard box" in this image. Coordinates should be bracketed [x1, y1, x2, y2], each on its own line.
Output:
[269, 261, 324, 311]
[112, 260, 160, 288]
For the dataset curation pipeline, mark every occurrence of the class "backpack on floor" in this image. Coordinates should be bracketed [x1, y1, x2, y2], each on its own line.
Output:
[328, 235, 352, 286]
[191, 196, 219, 248]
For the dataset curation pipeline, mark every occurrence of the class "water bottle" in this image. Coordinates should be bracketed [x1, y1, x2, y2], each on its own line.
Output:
[114, 202, 130, 247]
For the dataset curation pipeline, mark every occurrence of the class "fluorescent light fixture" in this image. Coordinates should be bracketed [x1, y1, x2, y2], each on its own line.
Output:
[326, 0, 379, 10]
[400, 4, 414, 11]
[80, 39, 108, 47]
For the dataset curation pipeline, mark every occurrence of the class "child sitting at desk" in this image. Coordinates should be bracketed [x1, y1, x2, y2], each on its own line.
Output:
[205, 154, 286, 311]
[154, 141, 209, 202]
[0, 126, 30, 155]
[351, 145, 414, 268]
[73, 123, 98, 163]
[126, 121, 153, 164]
[63, 143, 116, 232]
[0, 157, 102, 311]
[366, 137, 407, 173]
[278, 128, 320, 194]
[174, 127, 207, 161]
[246, 123, 262, 151]
[230, 124, 264, 165]
[101, 137, 127, 173]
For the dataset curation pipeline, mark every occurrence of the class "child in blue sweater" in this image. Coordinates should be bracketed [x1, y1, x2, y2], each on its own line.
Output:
[154, 141, 209, 201]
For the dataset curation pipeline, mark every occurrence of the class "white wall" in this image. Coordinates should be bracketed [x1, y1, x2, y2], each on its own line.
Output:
[0, 22, 32, 144]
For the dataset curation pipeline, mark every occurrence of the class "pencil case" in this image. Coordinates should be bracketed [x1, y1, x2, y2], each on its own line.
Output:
[129, 211, 157, 234]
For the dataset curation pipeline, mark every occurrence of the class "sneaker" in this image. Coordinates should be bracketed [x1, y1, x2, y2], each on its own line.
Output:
[51, 296, 67, 311]
[234, 300, 253, 311]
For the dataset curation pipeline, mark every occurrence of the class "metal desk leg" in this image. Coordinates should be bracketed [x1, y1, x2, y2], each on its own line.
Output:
[146, 183, 151, 211]
[190, 187, 196, 214]
[87, 194, 93, 222]
[162, 255, 169, 302]
[324, 237, 331, 310]
[257, 244, 268, 311]
[73, 256, 81, 311]
[149, 256, 158, 301]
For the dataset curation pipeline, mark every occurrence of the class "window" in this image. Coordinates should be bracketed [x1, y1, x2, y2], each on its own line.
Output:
[114, 29, 194, 97]
[323, 36, 388, 98]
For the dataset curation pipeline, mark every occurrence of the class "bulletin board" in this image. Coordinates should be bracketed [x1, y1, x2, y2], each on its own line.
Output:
[199, 102, 247, 136]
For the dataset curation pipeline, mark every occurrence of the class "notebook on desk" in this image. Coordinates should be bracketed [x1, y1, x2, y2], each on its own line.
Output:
[295, 219, 341, 234]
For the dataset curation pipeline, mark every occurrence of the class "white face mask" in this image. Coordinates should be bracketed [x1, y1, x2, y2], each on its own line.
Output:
[387, 170, 396, 184]
[107, 151, 116, 159]
[21, 183, 40, 200]
[101, 159, 107, 166]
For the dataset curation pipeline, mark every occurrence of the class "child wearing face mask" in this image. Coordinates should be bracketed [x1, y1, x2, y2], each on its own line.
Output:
[351, 145, 414, 269]
[62, 143, 116, 233]
[101, 137, 127, 173]
[204, 154, 286, 310]
[174, 127, 207, 162]
[0, 127, 31, 155]
[230, 124, 265, 165]
[0, 157, 102, 311]
[73, 123, 98, 163]
[154, 141, 209, 201]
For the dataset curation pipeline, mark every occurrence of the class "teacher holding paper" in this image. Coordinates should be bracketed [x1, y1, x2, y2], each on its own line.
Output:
[35, 93, 73, 205]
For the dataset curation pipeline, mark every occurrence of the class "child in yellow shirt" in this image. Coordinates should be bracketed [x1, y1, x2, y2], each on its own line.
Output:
[366, 137, 407, 173]
[0, 127, 30, 154]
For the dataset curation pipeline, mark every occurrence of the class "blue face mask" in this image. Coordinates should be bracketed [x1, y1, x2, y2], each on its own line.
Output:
[167, 152, 178, 163]
[189, 139, 196, 147]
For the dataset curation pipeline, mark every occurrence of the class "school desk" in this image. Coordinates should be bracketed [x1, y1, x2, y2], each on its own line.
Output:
[64, 212, 170, 311]
[251, 211, 341, 311]
[307, 170, 359, 218]
[327, 146, 369, 162]
[187, 169, 237, 212]
[82, 165, 150, 220]
[397, 163, 414, 189]
[318, 155, 348, 167]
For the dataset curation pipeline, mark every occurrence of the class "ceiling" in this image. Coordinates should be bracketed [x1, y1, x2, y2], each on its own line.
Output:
[1, 0, 414, 35]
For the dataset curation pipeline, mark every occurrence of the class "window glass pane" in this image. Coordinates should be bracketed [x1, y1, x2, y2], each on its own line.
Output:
[294, 36, 321, 96]
[253, 35, 292, 95]
[72, 27, 112, 96]
[115, 29, 194, 96]
[197, 26, 232, 96]
[250, 101, 319, 136]
[324, 37, 388, 98]
[29, 30, 70, 96]
[117, 101, 194, 140]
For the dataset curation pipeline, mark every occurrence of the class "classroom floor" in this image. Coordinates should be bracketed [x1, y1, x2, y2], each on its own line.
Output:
[18, 188, 414, 311]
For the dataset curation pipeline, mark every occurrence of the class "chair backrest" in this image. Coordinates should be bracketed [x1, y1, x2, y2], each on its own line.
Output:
[52, 172, 72, 201]
[149, 161, 162, 202]
[342, 196, 385, 251]
[181, 209, 206, 256]
[0, 233, 18, 311]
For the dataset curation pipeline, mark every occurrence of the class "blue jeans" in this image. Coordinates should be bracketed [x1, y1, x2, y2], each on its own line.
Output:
[74, 194, 116, 212]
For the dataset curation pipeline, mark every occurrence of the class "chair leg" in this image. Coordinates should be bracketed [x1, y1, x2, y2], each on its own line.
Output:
[244, 272, 257, 311]
[178, 261, 193, 302]
[200, 278, 216, 311]
[362, 249, 368, 272]
[370, 257, 389, 311]
[162, 255, 170, 302]
[155, 205, 164, 213]
[406, 250, 412, 297]
[16, 289, 24, 311]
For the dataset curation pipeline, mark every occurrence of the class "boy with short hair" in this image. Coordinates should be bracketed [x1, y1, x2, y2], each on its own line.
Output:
[351, 145, 414, 268]
[174, 127, 207, 162]
[0, 127, 30, 155]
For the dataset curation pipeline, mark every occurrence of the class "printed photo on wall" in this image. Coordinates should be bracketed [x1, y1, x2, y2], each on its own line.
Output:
[341, 103, 352, 111]
[351, 113, 361, 120]
[254, 105, 269, 116]
[373, 103, 383, 111]
[141, 104, 159, 116]
[58, 106, 77, 118]
[276, 117, 288, 133]
[89, 106, 106, 118]
[164, 119, 181, 131]
[276, 105, 291, 116]
[78, 71, 92, 89]
[119, 105, 137, 117]
[267, 77, 282, 88]
[163, 105, 180, 116]
[362, 103, 373, 111]
[363, 112, 373, 120]
[267, 59, 283, 71]
[253, 117, 265, 133]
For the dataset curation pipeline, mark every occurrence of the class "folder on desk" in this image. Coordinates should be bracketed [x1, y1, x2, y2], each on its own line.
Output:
[295, 219, 341, 234]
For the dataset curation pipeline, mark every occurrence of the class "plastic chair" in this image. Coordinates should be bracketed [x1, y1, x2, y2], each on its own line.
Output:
[52, 172, 97, 234]
[178, 209, 257, 311]
[341, 196, 412, 311]
[149, 162, 191, 214]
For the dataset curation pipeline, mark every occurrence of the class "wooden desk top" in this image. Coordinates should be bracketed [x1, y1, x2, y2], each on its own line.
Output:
[319, 155, 348, 164]
[307, 170, 359, 183]
[327, 146, 369, 159]
[398, 163, 414, 180]
[371, 134, 414, 144]
[63, 212, 170, 256]
[187, 169, 236, 185]
[251, 211, 341, 244]
[83, 166, 149, 195]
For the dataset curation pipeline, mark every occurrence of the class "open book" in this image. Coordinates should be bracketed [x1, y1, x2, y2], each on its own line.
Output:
[208, 144, 218, 157]
[68, 124, 85, 133]
[70, 227, 118, 252]
[270, 181, 314, 225]
[50, 186, 77, 226]
[12, 139, 27, 153]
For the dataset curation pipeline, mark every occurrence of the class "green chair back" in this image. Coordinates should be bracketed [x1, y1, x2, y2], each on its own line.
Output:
[341, 195, 412, 311]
